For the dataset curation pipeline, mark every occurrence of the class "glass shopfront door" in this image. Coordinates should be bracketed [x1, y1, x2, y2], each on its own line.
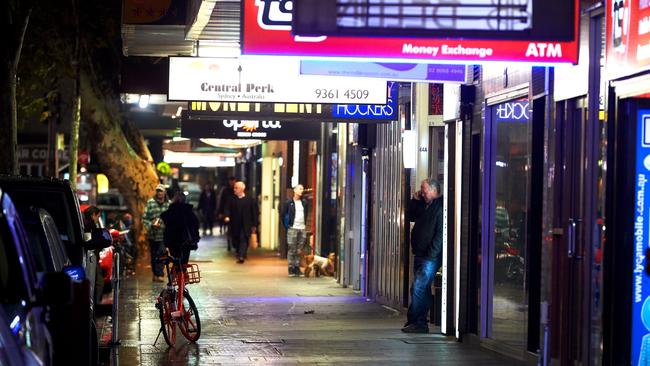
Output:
[482, 96, 531, 351]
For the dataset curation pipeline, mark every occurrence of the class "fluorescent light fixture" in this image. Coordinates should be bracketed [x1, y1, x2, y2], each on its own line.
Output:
[402, 130, 417, 169]
[292, 141, 300, 187]
[172, 137, 189, 142]
[164, 150, 236, 167]
[138, 94, 150, 109]
[200, 138, 262, 149]
[176, 106, 183, 117]
[496, 161, 508, 168]
[198, 40, 242, 58]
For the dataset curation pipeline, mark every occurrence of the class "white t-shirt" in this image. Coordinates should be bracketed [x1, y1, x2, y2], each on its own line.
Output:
[292, 200, 306, 230]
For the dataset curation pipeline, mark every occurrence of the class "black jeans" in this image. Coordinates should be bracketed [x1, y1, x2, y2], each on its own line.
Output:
[149, 240, 165, 276]
[202, 210, 215, 234]
[232, 228, 250, 260]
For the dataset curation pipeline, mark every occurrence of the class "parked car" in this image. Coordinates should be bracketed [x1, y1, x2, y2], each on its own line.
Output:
[0, 176, 111, 365]
[0, 306, 42, 366]
[0, 188, 75, 366]
[19, 207, 97, 365]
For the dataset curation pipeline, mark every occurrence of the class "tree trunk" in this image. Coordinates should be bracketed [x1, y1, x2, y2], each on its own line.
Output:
[0, 60, 17, 175]
[79, 72, 158, 250]
[122, 117, 153, 162]
[70, 94, 80, 187]
[0, 7, 31, 175]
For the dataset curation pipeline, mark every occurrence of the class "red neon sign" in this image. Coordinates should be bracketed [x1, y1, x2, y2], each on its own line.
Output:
[242, 0, 579, 64]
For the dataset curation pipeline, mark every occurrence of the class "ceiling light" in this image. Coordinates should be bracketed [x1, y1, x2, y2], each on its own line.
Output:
[138, 94, 150, 109]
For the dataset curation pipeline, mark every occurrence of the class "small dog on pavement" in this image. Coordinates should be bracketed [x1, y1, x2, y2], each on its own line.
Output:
[303, 252, 336, 277]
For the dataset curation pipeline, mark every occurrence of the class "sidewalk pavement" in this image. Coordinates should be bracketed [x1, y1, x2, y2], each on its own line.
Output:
[98, 234, 518, 365]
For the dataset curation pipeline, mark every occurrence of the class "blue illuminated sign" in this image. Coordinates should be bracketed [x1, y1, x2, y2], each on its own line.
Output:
[495, 100, 530, 123]
[632, 110, 650, 365]
[332, 81, 398, 121]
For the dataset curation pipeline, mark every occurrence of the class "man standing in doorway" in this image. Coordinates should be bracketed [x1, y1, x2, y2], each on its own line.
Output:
[402, 178, 443, 334]
[143, 184, 170, 282]
[224, 181, 259, 264]
[281, 184, 310, 277]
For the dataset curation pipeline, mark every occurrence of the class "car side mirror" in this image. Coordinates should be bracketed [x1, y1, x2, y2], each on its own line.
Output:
[41, 272, 73, 306]
[84, 228, 112, 250]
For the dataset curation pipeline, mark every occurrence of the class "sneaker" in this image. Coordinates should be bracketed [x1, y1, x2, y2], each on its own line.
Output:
[401, 324, 429, 333]
[236, 258, 245, 264]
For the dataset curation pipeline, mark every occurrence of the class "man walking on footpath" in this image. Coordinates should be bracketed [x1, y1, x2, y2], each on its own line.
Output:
[402, 178, 443, 334]
[223, 181, 259, 264]
[217, 177, 237, 249]
[199, 183, 217, 236]
[143, 184, 170, 282]
[281, 184, 310, 277]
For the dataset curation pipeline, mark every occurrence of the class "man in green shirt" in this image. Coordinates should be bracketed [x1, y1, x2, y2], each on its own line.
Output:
[143, 184, 170, 282]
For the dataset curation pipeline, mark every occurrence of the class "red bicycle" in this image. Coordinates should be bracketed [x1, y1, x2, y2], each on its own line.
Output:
[154, 253, 201, 346]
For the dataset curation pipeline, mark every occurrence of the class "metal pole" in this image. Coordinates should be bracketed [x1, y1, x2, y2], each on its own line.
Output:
[110, 251, 121, 345]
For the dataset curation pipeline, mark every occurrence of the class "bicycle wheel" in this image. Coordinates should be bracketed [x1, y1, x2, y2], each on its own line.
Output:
[158, 289, 176, 347]
[178, 290, 201, 342]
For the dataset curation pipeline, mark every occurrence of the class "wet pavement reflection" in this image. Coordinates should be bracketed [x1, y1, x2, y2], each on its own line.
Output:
[98, 234, 517, 365]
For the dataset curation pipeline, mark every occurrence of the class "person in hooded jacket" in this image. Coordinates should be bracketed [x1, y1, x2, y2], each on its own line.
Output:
[161, 190, 200, 265]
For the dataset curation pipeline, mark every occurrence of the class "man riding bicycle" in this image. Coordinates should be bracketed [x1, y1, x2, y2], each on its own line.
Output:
[160, 190, 200, 264]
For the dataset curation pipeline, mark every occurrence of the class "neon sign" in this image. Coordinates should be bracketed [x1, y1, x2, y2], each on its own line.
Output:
[495, 100, 530, 122]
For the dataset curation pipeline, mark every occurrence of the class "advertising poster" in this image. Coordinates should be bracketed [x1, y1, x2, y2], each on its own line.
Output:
[632, 109, 650, 365]
[606, 0, 650, 78]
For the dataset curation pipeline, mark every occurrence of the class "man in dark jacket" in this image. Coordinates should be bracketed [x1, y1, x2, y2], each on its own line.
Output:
[402, 178, 443, 334]
[198, 183, 217, 236]
[224, 181, 259, 263]
[161, 191, 200, 265]
[217, 177, 237, 249]
[281, 184, 310, 277]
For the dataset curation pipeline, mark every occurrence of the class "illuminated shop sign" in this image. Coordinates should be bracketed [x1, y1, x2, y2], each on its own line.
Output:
[168, 57, 387, 104]
[332, 81, 398, 120]
[181, 114, 321, 140]
[632, 109, 650, 365]
[299, 61, 469, 83]
[186, 82, 399, 123]
[241, 0, 579, 64]
[607, 0, 650, 78]
[494, 100, 530, 123]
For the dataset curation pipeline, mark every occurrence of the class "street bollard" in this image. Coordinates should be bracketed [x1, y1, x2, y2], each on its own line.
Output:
[109, 251, 121, 345]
